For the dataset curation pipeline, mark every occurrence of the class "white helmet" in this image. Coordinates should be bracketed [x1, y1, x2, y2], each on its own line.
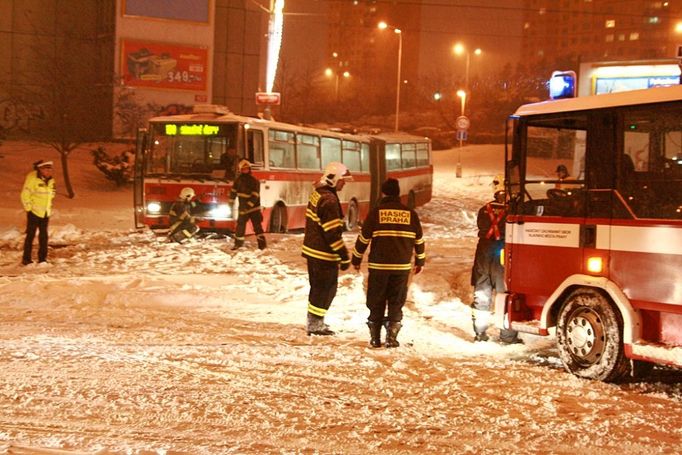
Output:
[179, 187, 195, 201]
[238, 159, 251, 172]
[320, 162, 353, 186]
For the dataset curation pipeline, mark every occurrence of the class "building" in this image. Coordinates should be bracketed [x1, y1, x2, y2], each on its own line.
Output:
[0, 0, 266, 141]
[522, 1, 682, 66]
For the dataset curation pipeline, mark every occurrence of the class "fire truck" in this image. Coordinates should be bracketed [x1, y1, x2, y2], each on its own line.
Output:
[496, 75, 682, 381]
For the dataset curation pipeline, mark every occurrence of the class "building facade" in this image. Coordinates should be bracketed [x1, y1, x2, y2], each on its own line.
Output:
[0, 0, 265, 141]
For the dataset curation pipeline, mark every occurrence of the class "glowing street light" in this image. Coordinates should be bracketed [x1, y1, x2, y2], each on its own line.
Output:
[453, 43, 482, 92]
[325, 66, 351, 101]
[378, 21, 403, 132]
[456, 89, 467, 116]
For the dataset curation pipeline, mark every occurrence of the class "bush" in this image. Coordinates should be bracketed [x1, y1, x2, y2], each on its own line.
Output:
[91, 146, 134, 186]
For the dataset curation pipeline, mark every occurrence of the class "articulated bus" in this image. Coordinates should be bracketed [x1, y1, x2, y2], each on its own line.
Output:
[497, 84, 682, 381]
[133, 105, 432, 233]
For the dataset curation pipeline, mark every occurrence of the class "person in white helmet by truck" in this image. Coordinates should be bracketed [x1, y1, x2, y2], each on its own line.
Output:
[168, 187, 200, 243]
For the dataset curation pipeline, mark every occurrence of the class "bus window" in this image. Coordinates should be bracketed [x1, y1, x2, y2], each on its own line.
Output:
[416, 143, 429, 167]
[361, 143, 370, 172]
[386, 143, 401, 171]
[269, 129, 295, 168]
[321, 137, 341, 169]
[247, 129, 264, 166]
[207, 137, 227, 171]
[401, 143, 417, 168]
[297, 134, 321, 170]
[343, 140, 361, 172]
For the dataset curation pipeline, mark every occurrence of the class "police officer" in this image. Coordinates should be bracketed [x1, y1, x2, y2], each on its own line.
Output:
[352, 178, 425, 348]
[229, 159, 266, 250]
[302, 162, 352, 335]
[168, 187, 199, 243]
[21, 160, 56, 265]
[471, 178, 520, 344]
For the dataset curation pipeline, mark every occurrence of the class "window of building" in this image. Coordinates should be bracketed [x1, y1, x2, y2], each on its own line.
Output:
[648, 16, 660, 24]
[605, 34, 614, 42]
[605, 19, 616, 28]
[630, 32, 639, 40]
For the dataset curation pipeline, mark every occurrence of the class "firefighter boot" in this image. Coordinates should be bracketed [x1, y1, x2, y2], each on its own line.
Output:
[306, 313, 335, 336]
[384, 321, 402, 348]
[231, 239, 244, 250]
[257, 235, 267, 250]
[472, 308, 491, 342]
[367, 321, 382, 348]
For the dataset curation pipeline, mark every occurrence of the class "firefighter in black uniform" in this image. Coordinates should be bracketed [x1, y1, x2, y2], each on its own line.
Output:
[471, 179, 520, 344]
[229, 159, 266, 250]
[168, 187, 200, 243]
[351, 178, 425, 348]
[302, 162, 352, 336]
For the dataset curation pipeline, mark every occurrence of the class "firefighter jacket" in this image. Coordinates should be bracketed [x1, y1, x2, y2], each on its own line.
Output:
[20, 171, 56, 218]
[302, 184, 350, 266]
[351, 196, 425, 272]
[229, 172, 261, 216]
[477, 201, 506, 240]
[169, 200, 196, 228]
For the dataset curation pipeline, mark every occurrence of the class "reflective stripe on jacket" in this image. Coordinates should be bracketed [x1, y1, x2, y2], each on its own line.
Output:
[229, 172, 262, 216]
[302, 184, 350, 265]
[20, 171, 56, 218]
[351, 196, 425, 272]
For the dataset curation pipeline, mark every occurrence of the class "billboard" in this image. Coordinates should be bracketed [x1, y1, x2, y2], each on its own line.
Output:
[121, 39, 208, 91]
[122, 0, 210, 23]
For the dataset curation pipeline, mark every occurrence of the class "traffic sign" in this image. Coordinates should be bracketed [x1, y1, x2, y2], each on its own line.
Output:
[255, 92, 281, 105]
[456, 115, 470, 130]
[456, 130, 468, 141]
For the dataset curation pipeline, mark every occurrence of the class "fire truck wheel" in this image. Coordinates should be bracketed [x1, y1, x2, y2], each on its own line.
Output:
[346, 199, 359, 231]
[556, 288, 630, 382]
[269, 204, 287, 233]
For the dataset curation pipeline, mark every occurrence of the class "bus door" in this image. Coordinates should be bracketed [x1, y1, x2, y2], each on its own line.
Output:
[369, 138, 387, 208]
[506, 115, 588, 314]
[134, 127, 148, 229]
[245, 126, 265, 167]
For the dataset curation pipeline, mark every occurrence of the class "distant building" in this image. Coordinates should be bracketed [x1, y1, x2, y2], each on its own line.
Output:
[0, 0, 266, 140]
[522, 1, 682, 66]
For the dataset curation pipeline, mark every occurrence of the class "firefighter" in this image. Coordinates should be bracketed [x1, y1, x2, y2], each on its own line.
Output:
[168, 187, 200, 243]
[352, 178, 425, 348]
[229, 159, 266, 250]
[21, 160, 56, 265]
[471, 178, 521, 344]
[302, 162, 352, 336]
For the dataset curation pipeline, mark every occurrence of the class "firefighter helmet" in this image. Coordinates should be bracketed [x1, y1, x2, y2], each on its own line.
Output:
[492, 174, 504, 192]
[238, 159, 251, 172]
[179, 187, 195, 201]
[320, 162, 353, 186]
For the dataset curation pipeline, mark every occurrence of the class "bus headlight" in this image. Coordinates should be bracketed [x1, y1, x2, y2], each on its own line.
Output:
[147, 202, 162, 214]
[210, 204, 232, 219]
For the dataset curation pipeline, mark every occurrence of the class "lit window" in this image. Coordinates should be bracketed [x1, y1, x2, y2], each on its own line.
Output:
[539, 8, 546, 15]
[524, 22, 531, 29]
[605, 34, 614, 42]
[649, 16, 660, 24]
[605, 19, 616, 28]
[618, 34, 625, 41]
[630, 32, 639, 40]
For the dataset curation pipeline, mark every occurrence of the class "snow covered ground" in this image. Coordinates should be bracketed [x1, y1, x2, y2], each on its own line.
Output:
[0, 141, 681, 454]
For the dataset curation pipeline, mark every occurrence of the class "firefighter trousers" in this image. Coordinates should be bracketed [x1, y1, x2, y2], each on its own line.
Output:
[366, 271, 409, 324]
[234, 210, 265, 243]
[306, 258, 339, 317]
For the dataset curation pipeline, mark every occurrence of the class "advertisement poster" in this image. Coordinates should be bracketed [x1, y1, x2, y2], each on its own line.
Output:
[121, 39, 208, 91]
[123, 0, 209, 23]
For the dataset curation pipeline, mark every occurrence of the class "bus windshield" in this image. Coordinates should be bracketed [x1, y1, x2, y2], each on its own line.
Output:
[146, 122, 239, 176]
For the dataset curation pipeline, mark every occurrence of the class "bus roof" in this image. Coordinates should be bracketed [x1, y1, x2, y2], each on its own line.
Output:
[513, 84, 682, 117]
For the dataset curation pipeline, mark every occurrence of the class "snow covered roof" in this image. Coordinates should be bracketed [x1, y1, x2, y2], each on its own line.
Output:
[513, 84, 682, 117]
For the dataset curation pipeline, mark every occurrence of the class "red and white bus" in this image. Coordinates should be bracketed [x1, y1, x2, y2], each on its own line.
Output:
[497, 84, 682, 381]
[133, 104, 432, 233]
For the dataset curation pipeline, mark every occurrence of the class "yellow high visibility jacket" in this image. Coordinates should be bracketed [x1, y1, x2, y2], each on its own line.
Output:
[21, 171, 56, 218]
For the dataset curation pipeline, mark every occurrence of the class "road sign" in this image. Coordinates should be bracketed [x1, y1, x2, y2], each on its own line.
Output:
[456, 115, 470, 130]
[456, 130, 468, 141]
[255, 92, 281, 105]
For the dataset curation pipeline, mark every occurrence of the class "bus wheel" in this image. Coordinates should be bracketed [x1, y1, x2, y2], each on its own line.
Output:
[556, 288, 630, 382]
[407, 191, 416, 209]
[346, 199, 359, 231]
[269, 204, 287, 233]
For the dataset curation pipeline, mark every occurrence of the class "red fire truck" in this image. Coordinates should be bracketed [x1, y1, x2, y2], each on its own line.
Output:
[497, 82, 682, 381]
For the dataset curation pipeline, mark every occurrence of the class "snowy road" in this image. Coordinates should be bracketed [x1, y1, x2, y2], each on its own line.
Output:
[0, 144, 681, 454]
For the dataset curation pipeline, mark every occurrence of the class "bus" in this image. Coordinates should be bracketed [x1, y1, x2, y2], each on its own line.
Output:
[497, 84, 682, 381]
[133, 104, 432, 234]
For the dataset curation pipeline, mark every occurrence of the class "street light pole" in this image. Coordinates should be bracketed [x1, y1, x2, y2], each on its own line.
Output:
[378, 22, 403, 132]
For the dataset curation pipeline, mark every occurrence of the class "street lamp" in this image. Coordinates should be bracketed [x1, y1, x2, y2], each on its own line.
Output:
[325, 66, 351, 101]
[453, 43, 482, 92]
[378, 21, 403, 132]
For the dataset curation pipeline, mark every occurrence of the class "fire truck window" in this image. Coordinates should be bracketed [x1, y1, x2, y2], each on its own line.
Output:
[342, 140, 361, 172]
[321, 137, 341, 169]
[297, 134, 321, 170]
[401, 143, 417, 168]
[621, 106, 682, 219]
[268, 130, 295, 168]
[386, 144, 401, 171]
[416, 143, 429, 167]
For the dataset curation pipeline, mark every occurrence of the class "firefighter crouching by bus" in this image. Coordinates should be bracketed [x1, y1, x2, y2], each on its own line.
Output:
[302, 162, 353, 336]
[352, 178, 425, 348]
[229, 159, 266, 250]
[471, 176, 521, 344]
[168, 187, 200, 243]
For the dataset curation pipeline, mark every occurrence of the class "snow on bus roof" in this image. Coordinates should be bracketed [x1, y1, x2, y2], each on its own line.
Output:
[513, 84, 682, 117]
